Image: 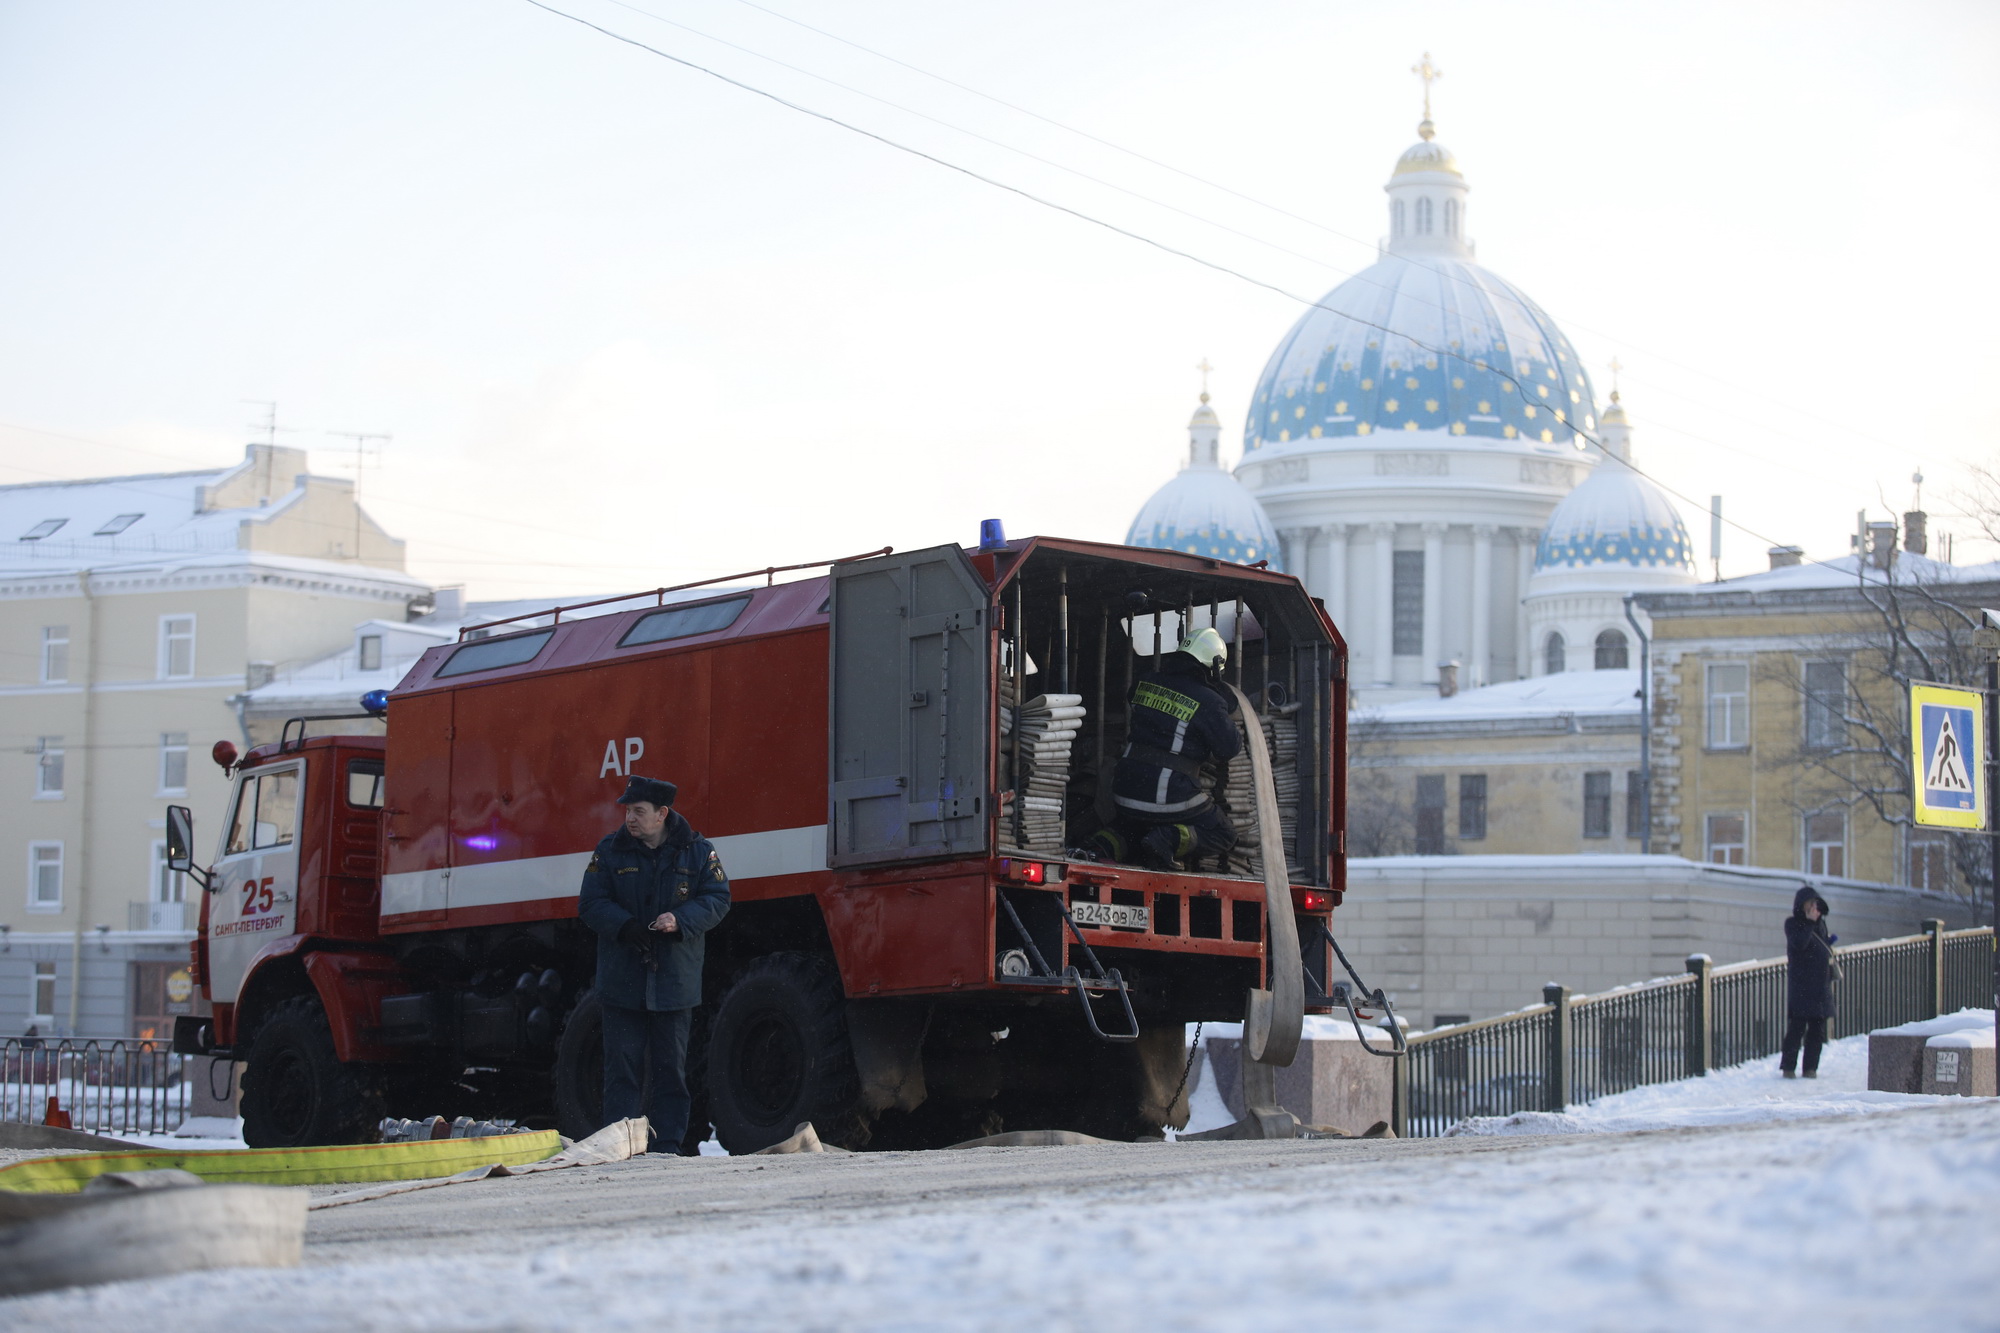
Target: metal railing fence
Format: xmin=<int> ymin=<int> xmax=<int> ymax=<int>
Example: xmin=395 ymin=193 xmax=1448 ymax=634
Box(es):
xmin=0 ymin=1038 xmax=191 ymax=1137
xmin=1393 ymin=922 xmax=1993 ymax=1138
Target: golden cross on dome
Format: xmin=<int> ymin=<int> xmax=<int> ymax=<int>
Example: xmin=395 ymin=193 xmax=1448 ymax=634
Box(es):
xmin=1412 ymin=53 xmax=1441 ymax=137
xmin=1608 ymin=356 xmax=1623 ymax=402
xmin=1196 ymin=356 xmax=1214 ymax=403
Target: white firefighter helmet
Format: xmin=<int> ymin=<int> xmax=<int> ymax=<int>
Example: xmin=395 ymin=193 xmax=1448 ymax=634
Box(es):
xmin=1177 ymin=626 xmax=1228 ymax=671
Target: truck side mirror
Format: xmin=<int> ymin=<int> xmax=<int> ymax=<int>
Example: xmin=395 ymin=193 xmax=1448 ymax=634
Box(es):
xmin=166 ymin=805 xmax=196 ymax=872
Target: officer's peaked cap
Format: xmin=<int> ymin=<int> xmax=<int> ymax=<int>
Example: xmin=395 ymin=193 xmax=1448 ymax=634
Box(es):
xmin=617 ymin=775 xmax=678 ymax=808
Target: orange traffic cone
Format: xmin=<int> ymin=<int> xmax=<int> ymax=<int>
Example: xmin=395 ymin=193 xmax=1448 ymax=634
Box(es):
xmin=43 ymin=1095 xmax=72 ymax=1130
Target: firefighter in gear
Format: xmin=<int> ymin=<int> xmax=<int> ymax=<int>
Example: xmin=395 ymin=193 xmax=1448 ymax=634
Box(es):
xmin=578 ymin=775 xmax=730 ymax=1152
xmin=1087 ymin=627 xmax=1242 ymax=871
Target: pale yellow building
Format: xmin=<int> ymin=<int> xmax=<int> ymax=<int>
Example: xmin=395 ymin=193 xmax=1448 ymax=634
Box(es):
xmin=1635 ymin=538 xmax=2000 ymax=894
xmin=0 ymin=443 xmax=425 ymax=1037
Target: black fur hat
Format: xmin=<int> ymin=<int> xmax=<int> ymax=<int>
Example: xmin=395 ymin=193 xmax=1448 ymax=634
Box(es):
xmin=617 ymin=775 xmax=678 ymax=808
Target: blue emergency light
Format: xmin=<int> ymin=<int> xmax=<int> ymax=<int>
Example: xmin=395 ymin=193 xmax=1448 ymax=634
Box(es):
xmin=978 ymin=518 xmax=1007 ymax=551
xmin=360 ymin=689 xmax=390 ymax=717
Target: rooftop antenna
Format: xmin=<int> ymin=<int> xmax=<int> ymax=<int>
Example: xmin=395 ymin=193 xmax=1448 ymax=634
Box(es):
xmin=325 ymin=431 xmax=389 ymax=563
xmin=1709 ymin=495 xmax=1722 ymax=582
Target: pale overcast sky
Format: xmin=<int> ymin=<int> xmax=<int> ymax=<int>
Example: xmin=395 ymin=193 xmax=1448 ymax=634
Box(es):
xmin=2 ymin=1 xmax=1995 ymax=598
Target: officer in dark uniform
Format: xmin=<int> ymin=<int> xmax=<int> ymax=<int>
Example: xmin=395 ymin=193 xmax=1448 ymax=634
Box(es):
xmin=1087 ymin=628 xmax=1242 ymax=871
xmin=577 ymin=775 xmax=730 ymax=1152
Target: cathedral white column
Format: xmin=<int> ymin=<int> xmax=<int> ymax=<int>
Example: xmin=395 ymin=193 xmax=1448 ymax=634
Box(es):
xmin=1320 ymin=523 xmax=1348 ymax=630
xmin=1371 ymin=521 xmax=1396 ymax=686
xmin=1471 ymin=524 xmax=1495 ymax=687
xmin=1514 ymin=530 xmax=1537 ymax=679
xmin=1420 ymin=522 xmax=1445 ymax=685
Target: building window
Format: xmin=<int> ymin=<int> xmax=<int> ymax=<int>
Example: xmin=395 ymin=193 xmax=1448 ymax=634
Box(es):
xmin=151 ymin=840 xmax=186 ymax=904
xmin=1444 ymin=198 xmax=1460 ymax=238
xmin=359 ymin=634 xmax=383 ymax=671
xmin=34 ymin=737 xmax=63 ymax=798
xmin=40 ymin=626 xmax=68 ymax=684
xmin=1594 ymin=629 xmax=1628 ymax=670
xmin=1392 ymin=200 xmax=1405 ymax=237
xmin=1705 ymin=663 xmax=1749 ymax=748
xmin=1415 ymin=197 xmax=1433 ymax=235
xmin=1391 ymin=551 xmax=1424 ymax=655
xmin=1458 ymin=774 xmax=1487 ymax=840
xmin=1583 ymin=771 xmax=1612 ymax=838
xmin=32 ymin=962 xmax=56 ymax=1023
xmin=1705 ymin=813 xmax=1747 ymax=865
xmin=1415 ymin=775 xmax=1446 ymax=854
xmin=28 ymin=842 xmax=63 ymax=911
xmin=1805 ymin=810 xmax=1846 ymax=877
xmin=1544 ymin=633 xmax=1566 ymax=675
xmin=1625 ymin=770 xmax=1645 ymax=839
xmin=159 ymin=732 xmax=189 ymax=794
xmin=159 ymin=615 xmax=196 ymax=680
xmin=1907 ymin=833 xmax=1951 ymax=891
xmin=1803 ymin=661 xmax=1846 ymax=750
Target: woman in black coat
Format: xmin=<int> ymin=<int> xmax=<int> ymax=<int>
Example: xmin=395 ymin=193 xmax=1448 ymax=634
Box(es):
xmin=1781 ymin=886 xmax=1838 ymax=1078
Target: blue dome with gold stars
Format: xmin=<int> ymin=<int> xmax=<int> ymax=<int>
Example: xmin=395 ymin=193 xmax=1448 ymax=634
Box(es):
xmin=1129 ymin=397 xmax=1282 ymax=568
xmin=1535 ymin=416 xmax=1693 ymax=573
xmin=1245 ymin=254 xmax=1598 ymax=452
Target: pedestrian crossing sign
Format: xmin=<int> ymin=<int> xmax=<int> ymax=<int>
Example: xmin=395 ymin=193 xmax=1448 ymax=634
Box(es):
xmin=1910 ymin=682 xmax=1986 ymax=829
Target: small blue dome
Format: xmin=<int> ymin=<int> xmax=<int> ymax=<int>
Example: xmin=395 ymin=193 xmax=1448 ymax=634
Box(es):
xmin=1129 ymin=399 xmax=1282 ymax=568
xmin=1244 ymin=254 xmax=1596 ymax=451
xmin=1536 ymin=456 xmax=1693 ymax=572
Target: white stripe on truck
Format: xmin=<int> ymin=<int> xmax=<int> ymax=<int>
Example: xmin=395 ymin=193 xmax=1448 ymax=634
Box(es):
xmin=380 ymin=823 xmax=828 ymax=914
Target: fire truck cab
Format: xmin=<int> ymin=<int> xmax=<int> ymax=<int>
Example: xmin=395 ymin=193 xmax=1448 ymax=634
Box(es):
xmin=171 ymin=538 xmax=1348 ymax=1152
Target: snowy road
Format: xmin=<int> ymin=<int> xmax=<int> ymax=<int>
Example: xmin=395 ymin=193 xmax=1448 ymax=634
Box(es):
xmin=7 ymin=1096 xmax=1996 ymax=1331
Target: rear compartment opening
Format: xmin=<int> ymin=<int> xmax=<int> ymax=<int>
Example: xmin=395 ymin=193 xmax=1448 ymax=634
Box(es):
xmin=993 ymin=546 xmax=1337 ymax=887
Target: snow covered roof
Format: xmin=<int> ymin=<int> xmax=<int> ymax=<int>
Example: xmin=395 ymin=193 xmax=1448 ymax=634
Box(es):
xmin=1360 ymin=667 xmax=1640 ymax=726
xmin=1643 ymin=552 xmax=2000 ymax=603
xmin=0 ymin=464 xmax=264 ymax=572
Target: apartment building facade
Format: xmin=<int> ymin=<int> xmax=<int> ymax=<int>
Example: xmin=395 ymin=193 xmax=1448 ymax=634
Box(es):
xmin=0 ymin=443 xmax=425 ymax=1037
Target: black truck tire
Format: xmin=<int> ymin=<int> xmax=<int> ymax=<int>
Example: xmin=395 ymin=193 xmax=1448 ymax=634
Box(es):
xmin=552 ymin=989 xmax=604 ymax=1142
xmin=240 ymin=994 xmax=381 ymax=1148
xmin=706 ymin=952 xmax=868 ymax=1153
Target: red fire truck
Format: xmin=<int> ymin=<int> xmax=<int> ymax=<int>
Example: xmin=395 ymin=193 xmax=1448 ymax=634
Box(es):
xmin=168 ymin=538 xmax=1350 ymax=1151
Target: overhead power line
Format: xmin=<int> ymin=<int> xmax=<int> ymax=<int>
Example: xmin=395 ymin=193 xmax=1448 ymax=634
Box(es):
xmin=652 ymin=0 xmax=1908 ymax=461
xmin=524 ymin=0 xmax=1941 ymax=588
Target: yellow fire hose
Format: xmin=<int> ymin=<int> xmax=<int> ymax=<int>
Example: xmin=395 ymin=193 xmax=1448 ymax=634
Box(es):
xmin=0 ymin=1130 xmax=565 ymax=1194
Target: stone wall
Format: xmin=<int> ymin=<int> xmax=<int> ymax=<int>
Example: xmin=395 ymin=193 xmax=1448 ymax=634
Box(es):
xmin=1336 ymin=854 xmax=1980 ymax=1027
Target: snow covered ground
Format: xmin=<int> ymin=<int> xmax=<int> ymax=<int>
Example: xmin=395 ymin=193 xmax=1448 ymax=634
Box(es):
xmin=1452 ymin=1011 xmax=1993 ymax=1136
xmin=8 ymin=1069 xmax=1995 ymax=1329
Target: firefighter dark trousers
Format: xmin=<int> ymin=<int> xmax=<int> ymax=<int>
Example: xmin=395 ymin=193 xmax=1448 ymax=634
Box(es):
xmin=1091 ymin=804 xmax=1237 ymax=869
xmin=601 ymin=1002 xmax=693 ymax=1151
xmin=1780 ymin=1016 xmax=1826 ymax=1075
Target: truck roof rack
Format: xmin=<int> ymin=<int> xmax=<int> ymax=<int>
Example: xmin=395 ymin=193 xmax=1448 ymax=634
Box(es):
xmin=279 ymin=712 xmax=378 ymax=753
xmin=458 ymin=546 xmax=895 ymax=640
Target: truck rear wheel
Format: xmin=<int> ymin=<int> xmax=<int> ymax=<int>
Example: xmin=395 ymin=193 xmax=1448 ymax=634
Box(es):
xmin=707 ymin=953 xmax=868 ymax=1153
xmin=240 ymin=995 xmax=380 ymax=1148
xmin=552 ymin=990 xmax=604 ymax=1142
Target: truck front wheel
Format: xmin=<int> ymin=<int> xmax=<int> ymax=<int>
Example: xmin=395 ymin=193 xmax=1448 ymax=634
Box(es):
xmin=707 ymin=953 xmax=867 ymax=1153
xmin=240 ymin=994 xmax=381 ymax=1147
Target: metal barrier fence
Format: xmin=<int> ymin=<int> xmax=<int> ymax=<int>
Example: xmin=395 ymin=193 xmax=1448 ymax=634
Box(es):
xmin=0 ymin=1038 xmax=191 ymax=1137
xmin=1394 ymin=921 xmax=1994 ymax=1138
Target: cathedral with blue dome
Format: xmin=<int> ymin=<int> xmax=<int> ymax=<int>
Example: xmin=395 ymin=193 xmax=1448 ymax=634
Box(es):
xmin=1127 ymin=58 xmax=1692 ymax=702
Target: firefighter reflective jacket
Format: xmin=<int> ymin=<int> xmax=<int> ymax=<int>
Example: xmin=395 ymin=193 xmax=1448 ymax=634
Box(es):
xmin=578 ymin=812 xmax=731 ymax=1011
xmin=1111 ymin=654 xmax=1242 ymax=818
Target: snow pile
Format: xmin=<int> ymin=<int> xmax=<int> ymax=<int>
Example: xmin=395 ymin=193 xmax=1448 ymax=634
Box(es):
xmin=1451 ymin=1010 xmax=1993 ymax=1137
